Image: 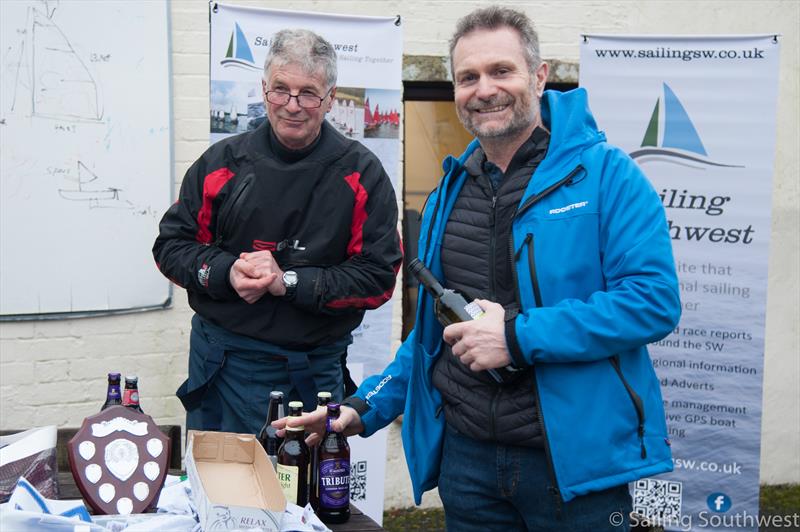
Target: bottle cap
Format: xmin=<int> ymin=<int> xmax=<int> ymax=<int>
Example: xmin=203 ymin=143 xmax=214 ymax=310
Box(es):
xmin=270 ymin=390 xmax=284 ymax=399
xmin=125 ymin=375 xmax=138 ymax=384
xmin=317 ymin=391 xmax=332 ymax=399
xmin=108 ymin=372 xmax=121 ymax=380
xmin=288 ymin=401 xmax=304 ymax=409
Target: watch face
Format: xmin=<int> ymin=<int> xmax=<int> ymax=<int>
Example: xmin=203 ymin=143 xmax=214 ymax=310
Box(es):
xmin=283 ymin=271 xmax=298 ymax=288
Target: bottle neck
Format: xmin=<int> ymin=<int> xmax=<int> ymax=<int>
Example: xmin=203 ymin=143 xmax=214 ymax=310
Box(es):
xmin=326 ymin=413 xmax=340 ymax=433
xmin=410 ymin=261 xmax=445 ymax=297
xmin=286 ymin=427 xmax=305 ymax=441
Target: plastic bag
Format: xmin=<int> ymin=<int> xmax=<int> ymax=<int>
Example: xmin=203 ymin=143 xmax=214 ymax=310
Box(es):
xmin=0 ymin=426 xmax=58 ymax=502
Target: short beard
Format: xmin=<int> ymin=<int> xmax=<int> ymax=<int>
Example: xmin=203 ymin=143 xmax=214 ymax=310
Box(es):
xmin=458 ymin=91 xmax=539 ymax=140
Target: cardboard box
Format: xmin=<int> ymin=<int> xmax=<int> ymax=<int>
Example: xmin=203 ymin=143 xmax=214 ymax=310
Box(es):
xmin=186 ymin=431 xmax=286 ymax=531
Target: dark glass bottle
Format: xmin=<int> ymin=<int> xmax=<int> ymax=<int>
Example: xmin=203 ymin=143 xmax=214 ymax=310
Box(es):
xmin=408 ymin=258 xmax=512 ymax=384
xmin=121 ymin=375 xmax=144 ymax=413
xmin=309 ymin=391 xmax=333 ymax=510
xmin=277 ymin=410 xmax=310 ymax=507
xmin=288 ymin=400 xmax=304 ymax=417
xmin=258 ymin=391 xmax=285 ymax=468
xmin=317 ymin=404 xmax=350 ymax=524
xmin=101 ymin=372 xmax=122 ymax=410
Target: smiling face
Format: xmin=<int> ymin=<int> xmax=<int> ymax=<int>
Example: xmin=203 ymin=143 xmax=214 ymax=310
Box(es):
xmin=452 ymin=27 xmax=547 ymax=141
xmin=263 ymin=62 xmax=335 ymax=150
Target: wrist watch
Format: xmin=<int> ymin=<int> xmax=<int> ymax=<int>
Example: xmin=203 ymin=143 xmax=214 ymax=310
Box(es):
xmin=282 ymin=270 xmax=298 ymax=299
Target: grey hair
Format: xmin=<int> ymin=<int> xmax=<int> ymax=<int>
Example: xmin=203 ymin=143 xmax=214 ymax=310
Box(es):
xmin=449 ymin=6 xmax=541 ymax=76
xmin=263 ymin=29 xmax=337 ymax=89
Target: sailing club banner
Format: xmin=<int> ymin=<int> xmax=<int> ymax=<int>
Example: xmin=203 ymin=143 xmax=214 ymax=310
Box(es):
xmin=209 ymin=2 xmax=402 ymax=525
xmin=580 ymin=36 xmax=780 ymax=531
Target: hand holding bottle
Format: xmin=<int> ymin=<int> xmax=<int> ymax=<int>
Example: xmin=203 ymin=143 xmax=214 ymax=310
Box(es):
xmin=274 ymin=405 xmax=364 ymax=447
xmin=443 ymin=299 xmax=515 ymax=372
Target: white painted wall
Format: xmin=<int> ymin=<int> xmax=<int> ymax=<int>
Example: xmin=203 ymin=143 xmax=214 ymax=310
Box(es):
xmin=1 ymin=0 xmax=797 ymax=510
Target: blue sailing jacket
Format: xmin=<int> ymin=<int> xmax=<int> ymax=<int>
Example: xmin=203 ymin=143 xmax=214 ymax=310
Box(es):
xmin=354 ymin=88 xmax=681 ymax=503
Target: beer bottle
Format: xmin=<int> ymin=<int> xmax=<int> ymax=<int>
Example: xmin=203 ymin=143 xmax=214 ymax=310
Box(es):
xmin=121 ymin=375 xmax=144 ymax=413
xmin=309 ymin=391 xmax=332 ymax=510
xmin=288 ymin=400 xmax=304 ymax=417
xmin=317 ymin=403 xmax=350 ymax=524
xmin=408 ymin=258 xmax=510 ymax=383
xmin=258 ymin=391 xmax=284 ymax=468
xmin=277 ymin=406 xmax=310 ymax=506
xmin=101 ymin=372 xmax=122 ymax=410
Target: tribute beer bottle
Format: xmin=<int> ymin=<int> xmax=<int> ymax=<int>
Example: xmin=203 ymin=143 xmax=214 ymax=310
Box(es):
xmin=258 ymin=391 xmax=285 ymax=468
xmin=309 ymin=391 xmax=332 ymax=510
xmin=317 ymin=403 xmax=350 ymax=524
xmin=121 ymin=375 xmax=144 ymax=413
xmin=101 ymin=372 xmax=122 ymax=410
xmin=408 ymin=258 xmax=511 ymax=383
xmin=277 ymin=405 xmax=310 ymax=506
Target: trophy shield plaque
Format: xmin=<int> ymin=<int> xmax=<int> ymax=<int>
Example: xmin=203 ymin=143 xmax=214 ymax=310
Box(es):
xmin=67 ymin=406 xmax=170 ymax=515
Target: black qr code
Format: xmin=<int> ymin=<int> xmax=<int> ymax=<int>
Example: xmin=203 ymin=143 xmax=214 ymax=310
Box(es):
xmin=632 ymin=478 xmax=682 ymax=522
xmin=350 ymin=460 xmax=368 ymax=501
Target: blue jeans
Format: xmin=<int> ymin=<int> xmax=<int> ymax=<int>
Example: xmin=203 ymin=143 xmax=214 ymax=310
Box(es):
xmin=183 ymin=315 xmax=346 ymax=433
xmin=438 ymin=426 xmax=632 ymax=532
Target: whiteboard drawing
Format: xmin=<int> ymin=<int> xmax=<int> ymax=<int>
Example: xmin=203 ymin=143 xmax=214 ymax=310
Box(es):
xmin=58 ymin=161 xmax=133 ymax=209
xmin=1 ymin=0 xmax=172 ymax=317
xmin=4 ymin=0 xmax=103 ymax=122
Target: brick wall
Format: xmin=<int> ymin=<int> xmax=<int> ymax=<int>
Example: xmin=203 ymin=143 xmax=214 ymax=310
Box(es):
xmin=1 ymin=0 xmax=797 ymax=510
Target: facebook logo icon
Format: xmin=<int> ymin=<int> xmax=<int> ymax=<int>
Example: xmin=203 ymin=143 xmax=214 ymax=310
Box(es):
xmin=707 ymin=492 xmax=732 ymax=512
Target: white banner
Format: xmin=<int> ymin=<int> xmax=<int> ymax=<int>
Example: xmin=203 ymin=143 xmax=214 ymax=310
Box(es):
xmin=209 ymin=3 xmax=402 ymax=525
xmin=580 ymin=35 xmax=780 ymax=532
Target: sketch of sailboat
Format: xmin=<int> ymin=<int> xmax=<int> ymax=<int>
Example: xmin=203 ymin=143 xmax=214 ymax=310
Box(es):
xmin=58 ymin=161 xmax=130 ymax=209
xmin=31 ymin=7 xmax=103 ymax=121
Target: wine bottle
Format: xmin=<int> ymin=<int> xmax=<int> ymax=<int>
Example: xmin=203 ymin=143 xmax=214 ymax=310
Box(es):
xmin=408 ymin=258 xmax=514 ymax=384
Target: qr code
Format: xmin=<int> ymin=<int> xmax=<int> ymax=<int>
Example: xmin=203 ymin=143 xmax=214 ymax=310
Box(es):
xmin=350 ymin=460 xmax=368 ymax=501
xmin=633 ymin=478 xmax=683 ymax=522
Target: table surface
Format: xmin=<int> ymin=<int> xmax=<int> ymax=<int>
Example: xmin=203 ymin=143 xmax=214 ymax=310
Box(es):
xmin=0 ymin=425 xmax=383 ymax=532
xmin=57 ymin=471 xmax=383 ymax=531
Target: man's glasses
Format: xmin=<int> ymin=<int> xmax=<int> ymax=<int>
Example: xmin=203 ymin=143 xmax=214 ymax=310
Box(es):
xmin=265 ymin=88 xmax=332 ymax=109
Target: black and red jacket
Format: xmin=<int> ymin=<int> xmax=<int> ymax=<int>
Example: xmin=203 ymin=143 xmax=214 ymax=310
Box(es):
xmin=153 ymin=120 xmax=402 ymax=349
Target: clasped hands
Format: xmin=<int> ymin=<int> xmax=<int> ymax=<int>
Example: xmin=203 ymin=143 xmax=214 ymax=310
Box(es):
xmin=229 ymin=250 xmax=286 ymax=303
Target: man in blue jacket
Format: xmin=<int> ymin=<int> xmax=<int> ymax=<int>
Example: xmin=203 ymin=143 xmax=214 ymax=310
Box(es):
xmin=282 ymin=6 xmax=680 ymax=530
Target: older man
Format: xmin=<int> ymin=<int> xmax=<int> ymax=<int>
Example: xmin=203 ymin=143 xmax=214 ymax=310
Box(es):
xmin=153 ymin=29 xmax=401 ymax=433
xmin=283 ymin=6 xmax=681 ymax=531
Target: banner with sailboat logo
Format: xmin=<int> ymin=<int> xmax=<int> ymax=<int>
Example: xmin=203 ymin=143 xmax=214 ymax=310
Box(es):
xmin=580 ymin=35 xmax=780 ymax=531
xmin=209 ymin=3 xmax=402 ymax=525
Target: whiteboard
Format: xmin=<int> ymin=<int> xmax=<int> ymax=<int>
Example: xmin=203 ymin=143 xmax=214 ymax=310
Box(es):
xmin=0 ymin=0 xmax=172 ymax=317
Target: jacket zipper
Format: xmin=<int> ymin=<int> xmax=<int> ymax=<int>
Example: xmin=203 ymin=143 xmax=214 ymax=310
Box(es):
xmin=489 ymin=194 xmax=497 ymax=301
xmin=509 ymin=165 xmax=583 ymax=514
xmin=526 ymin=237 xmax=543 ymax=308
xmin=514 ymin=165 xmax=584 ymax=220
xmin=214 ymin=174 xmax=252 ymax=245
xmin=609 ymin=355 xmax=648 ymax=458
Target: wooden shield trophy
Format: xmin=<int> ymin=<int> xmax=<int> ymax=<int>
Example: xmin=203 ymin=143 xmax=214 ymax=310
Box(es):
xmin=67 ymin=406 xmax=170 ymax=515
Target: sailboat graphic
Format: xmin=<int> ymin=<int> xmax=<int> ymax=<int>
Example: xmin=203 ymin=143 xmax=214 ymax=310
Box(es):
xmin=58 ymin=161 xmax=131 ymax=209
xmin=220 ymin=23 xmax=257 ymax=70
xmin=630 ymin=83 xmax=741 ymax=168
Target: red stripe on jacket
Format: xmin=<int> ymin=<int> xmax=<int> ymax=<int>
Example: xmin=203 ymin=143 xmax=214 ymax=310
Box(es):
xmin=343 ymin=172 xmax=368 ymax=256
xmin=195 ymin=168 xmax=235 ymax=244
xmin=326 ymin=232 xmax=403 ymax=310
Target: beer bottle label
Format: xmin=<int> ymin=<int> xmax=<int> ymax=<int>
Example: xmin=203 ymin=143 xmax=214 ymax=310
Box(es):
xmin=276 ymin=464 xmax=299 ymax=504
xmin=319 ymin=458 xmax=349 ymax=508
xmin=123 ymin=389 xmax=139 ymax=405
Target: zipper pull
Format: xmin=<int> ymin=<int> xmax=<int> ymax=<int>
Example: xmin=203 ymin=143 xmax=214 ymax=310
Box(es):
xmin=515 ymin=233 xmax=533 ymax=261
